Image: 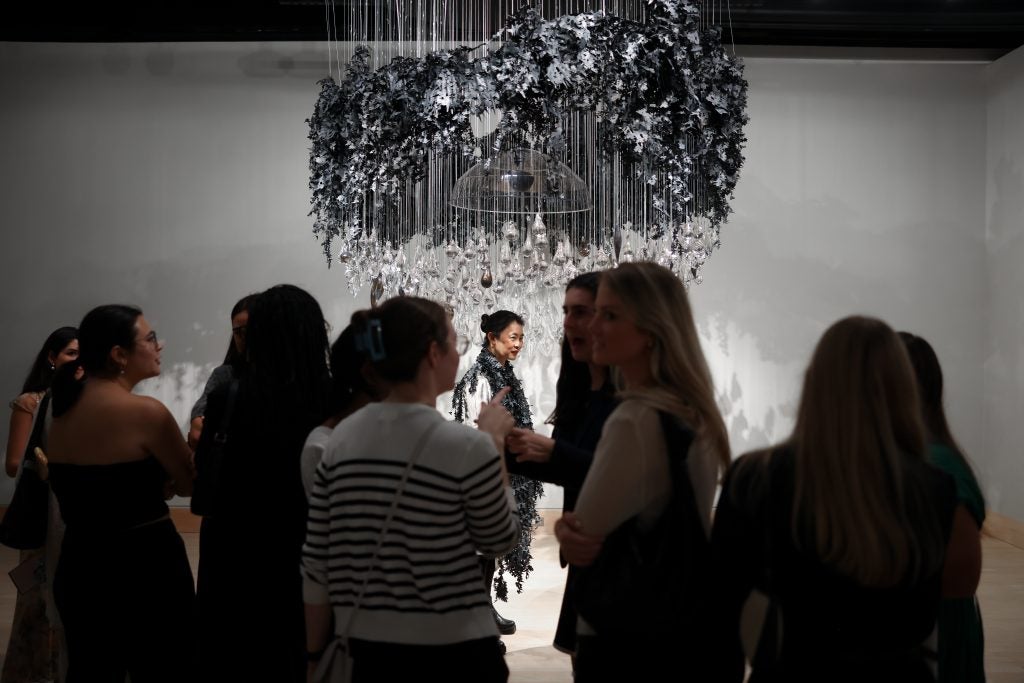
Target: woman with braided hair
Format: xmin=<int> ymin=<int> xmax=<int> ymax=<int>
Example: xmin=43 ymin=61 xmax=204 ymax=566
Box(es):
xmin=452 ymin=310 xmax=543 ymax=640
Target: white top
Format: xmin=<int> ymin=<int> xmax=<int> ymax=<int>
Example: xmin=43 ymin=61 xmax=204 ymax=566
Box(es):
xmin=459 ymin=376 xmax=493 ymax=426
xmin=574 ymin=399 xmax=718 ymax=538
xmin=300 ymin=425 xmax=334 ymax=499
xmin=301 ymin=402 xmax=520 ymax=646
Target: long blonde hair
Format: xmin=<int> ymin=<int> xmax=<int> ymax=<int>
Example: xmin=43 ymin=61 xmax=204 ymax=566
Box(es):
xmin=599 ymin=262 xmax=730 ymax=471
xmin=791 ymin=316 xmax=944 ymax=586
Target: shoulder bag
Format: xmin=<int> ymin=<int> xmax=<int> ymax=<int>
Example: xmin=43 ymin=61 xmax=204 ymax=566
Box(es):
xmin=0 ymin=393 xmax=52 ymax=550
xmin=190 ymin=380 xmax=240 ymax=517
xmin=573 ymin=411 xmax=712 ymax=644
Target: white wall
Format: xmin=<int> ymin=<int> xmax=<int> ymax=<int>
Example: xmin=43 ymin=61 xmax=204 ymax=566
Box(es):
xmin=983 ymin=45 xmax=1024 ymax=520
xmin=0 ymin=42 xmax=1009 ymax=517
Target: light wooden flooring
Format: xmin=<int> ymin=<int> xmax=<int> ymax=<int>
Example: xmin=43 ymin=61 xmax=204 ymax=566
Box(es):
xmin=0 ymin=526 xmax=1021 ymax=681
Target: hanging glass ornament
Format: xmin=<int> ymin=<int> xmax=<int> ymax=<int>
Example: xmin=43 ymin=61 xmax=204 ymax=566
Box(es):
xmin=370 ymin=276 xmax=385 ymax=307
xmin=521 ymin=232 xmax=534 ymax=257
xmin=595 ymin=246 xmax=610 ymax=268
xmin=552 ymin=241 xmax=566 ymax=266
xmin=503 ymin=220 xmax=519 ymax=243
xmin=499 ymin=242 xmax=512 ymax=265
xmin=531 ymin=212 xmax=547 ymax=235
xmin=445 ymin=241 xmax=459 ymax=259
xmin=481 ymin=268 xmax=494 ymax=288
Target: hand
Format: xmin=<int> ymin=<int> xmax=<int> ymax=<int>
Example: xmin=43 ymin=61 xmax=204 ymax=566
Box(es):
xmin=506 ymin=428 xmax=555 ymax=464
xmin=555 ymin=511 xmax=605 ymax=567
xmin=477 ymin=387 xmax=514 ymax=450
xmin=187 ymin=416 xmax=204 ymax=451
xmin=33 ymin=447 xmax=49 ymax=481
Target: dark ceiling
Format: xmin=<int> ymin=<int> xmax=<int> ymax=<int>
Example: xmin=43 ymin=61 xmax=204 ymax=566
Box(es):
xmin=3 ymin=1 xmax=1023 ymax=56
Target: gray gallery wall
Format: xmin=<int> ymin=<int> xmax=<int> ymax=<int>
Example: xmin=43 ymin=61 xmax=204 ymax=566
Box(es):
xmin=0 ymin=41 xmax=1018 ymax=518
xmin=984 ymin=45 xmax=1024 ymax=521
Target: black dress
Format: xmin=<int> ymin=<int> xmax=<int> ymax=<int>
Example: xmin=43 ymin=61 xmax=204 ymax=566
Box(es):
xmin=195 ymin=381 xmax=314 ymax=683
xmin=49 ymin=458 xmax=196 ymax=683
xmin=507 ymin=385 xmax=616 ymax=653
xmin=711 ymin=449 xmax=959 ymax=683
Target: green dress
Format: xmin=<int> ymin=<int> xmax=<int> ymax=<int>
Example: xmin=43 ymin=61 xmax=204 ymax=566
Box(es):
xmin=928 ymin=443 xmax=986 ymax=683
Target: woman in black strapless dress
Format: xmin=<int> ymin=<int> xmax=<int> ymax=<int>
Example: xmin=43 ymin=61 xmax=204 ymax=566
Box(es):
xmin=47 ymin=304 xmax=195 ymax=683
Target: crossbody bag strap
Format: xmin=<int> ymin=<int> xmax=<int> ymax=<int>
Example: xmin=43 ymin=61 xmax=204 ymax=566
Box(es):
xmin=339 ymin=418 xmax=445 ymax=639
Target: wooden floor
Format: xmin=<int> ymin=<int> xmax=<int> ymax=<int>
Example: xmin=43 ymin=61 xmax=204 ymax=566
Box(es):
xmin=0 ymin=524 xmax=1021 ymax=682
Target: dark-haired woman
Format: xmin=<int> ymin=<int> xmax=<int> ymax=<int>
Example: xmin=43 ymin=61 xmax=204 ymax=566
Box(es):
xmin=711 ymin=317 xmax=981 ymax=682
xmin=302 ymin=296 xmax=519 ymax=683
xmin=195 ymin=284 xmax=331 ymax=683
xmin=187 ymin=294 xmax=252 ymax=449
xmin=300 ymin=324 xmax=383 ymax=499
xmin=47 ymin=305 xmax=195 ymax=683
xmin=5 ymin=326 xmax=78 ymax=478
xmin=453 ymin=310 xmax=541 ymax=635
xmin=505 ymin=273 xmax=616 ymax=659
xmin=2 ymin=326 xmax=77 ymax=683
xmin=900 ymin=331 xmax=987 ymax=683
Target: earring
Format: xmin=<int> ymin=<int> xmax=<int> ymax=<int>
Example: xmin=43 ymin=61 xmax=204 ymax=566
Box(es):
xmin=119 ymin=364 xmax=127 ymax=375
xmin=49 ymin=362 xmax=55 ymax=370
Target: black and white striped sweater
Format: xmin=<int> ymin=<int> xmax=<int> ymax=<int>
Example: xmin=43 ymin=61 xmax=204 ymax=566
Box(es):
xmin=301 ymin=402 xmax=520 ymax=645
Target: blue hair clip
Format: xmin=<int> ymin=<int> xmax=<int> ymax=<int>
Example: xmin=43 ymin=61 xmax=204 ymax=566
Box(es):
xmin=354 ymin=319 xmax=386 ymax=362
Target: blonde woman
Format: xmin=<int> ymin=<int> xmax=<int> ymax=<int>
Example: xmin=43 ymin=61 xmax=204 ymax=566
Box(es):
xmin=555 ymin=262 xmax=730 ymax=681
xmin=711 ymin=316 xmax=981 ymax=682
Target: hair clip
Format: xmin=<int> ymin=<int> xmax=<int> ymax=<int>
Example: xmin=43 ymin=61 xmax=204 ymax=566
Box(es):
xmin=354 ymin=319 xmax=386 ymax=362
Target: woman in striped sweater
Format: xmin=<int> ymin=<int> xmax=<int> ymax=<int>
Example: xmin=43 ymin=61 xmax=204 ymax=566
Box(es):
xmin=302 ymin=296 xmax=521 ymax=683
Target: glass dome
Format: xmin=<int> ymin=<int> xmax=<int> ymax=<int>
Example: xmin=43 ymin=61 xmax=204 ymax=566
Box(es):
xmin=450 ymin=148 xmax=592 ymax=214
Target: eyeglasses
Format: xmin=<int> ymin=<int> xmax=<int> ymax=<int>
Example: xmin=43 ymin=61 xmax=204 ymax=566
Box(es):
xmin=455 ymin=335 xmax=471 ymax=355
xmin=138 ymin=331 xmax=160 ymax=348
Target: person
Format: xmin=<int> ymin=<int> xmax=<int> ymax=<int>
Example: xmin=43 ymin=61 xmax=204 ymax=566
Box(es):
xmin=46 ymin=305 xmax=195 ymax=683
xmin=504 ymin=272 xmax=616 ymax=658
xmin=711 ymin=316 xmax=982 ymax=682
xmin=452 ymin=310 xmax=542 ymax=635
xmin=302 ymin=296 xmax=520 ymax=683
xmin=5 ymin=326 xmax=79 ymax=477
xmin=300 ymin=323 xmax=383 ymax=499
xmin=2 ymin=325 xmax=78 ymax=683
xmin=187 ymin=294 xmax=252 ymax=449
xmin=900 ymin=331 xmax=987 ymax=683
xmin=195 ymin=285 xmax=332 ymax=683
xmin=555 ymin=262 xmax=730 ymax=682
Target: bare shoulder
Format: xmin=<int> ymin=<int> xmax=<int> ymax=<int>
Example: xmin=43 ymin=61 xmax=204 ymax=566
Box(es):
xmin=130 ymin=394 xmax=176 ymax=424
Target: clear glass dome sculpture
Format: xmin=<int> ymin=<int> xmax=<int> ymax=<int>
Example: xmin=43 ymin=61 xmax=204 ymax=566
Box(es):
xmin=450 ymin=148 xmax=592 ymax=214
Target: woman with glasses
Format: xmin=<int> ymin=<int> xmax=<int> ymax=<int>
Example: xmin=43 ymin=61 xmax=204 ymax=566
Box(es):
xmin=187 ymin=294 xmax=253 ymax=449
xmin=453 ymin=310 xmax=542 ymax=641
xmin=47 ymin=305 xmax=196 ymax=682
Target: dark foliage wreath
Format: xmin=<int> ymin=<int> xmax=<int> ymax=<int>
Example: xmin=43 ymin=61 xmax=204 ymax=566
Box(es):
xmin=308 ymin=0 xmax=748 ymax=264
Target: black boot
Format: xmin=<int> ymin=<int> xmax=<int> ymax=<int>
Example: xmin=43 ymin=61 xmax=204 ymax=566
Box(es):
xmin=492 ymin=605 xmax=517 ymax=635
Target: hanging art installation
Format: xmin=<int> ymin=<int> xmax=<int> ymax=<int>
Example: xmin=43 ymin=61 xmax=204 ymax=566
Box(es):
xmin=307 ymin=0 xmax=748 ymax=600
xmin=308 ymin=0 xmax=749 ymax=353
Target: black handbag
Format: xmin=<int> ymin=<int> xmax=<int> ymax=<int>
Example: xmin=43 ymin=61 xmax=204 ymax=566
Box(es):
xmin=0 ymin=393 xmax=52 ymax=550
xmin=573 ymin=411 xmax=713 ymax=642
xmin=190 ymin=380 xmax=239 ymax=517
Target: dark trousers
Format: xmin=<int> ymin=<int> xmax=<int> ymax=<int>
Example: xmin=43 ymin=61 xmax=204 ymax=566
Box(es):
xmin=350 ymin=637 xmax=508 ymax=683
xmin=480 ymin=555 xmax=496 ymax=595
xmin=53 ymin=520 xmax=196 ymax=683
